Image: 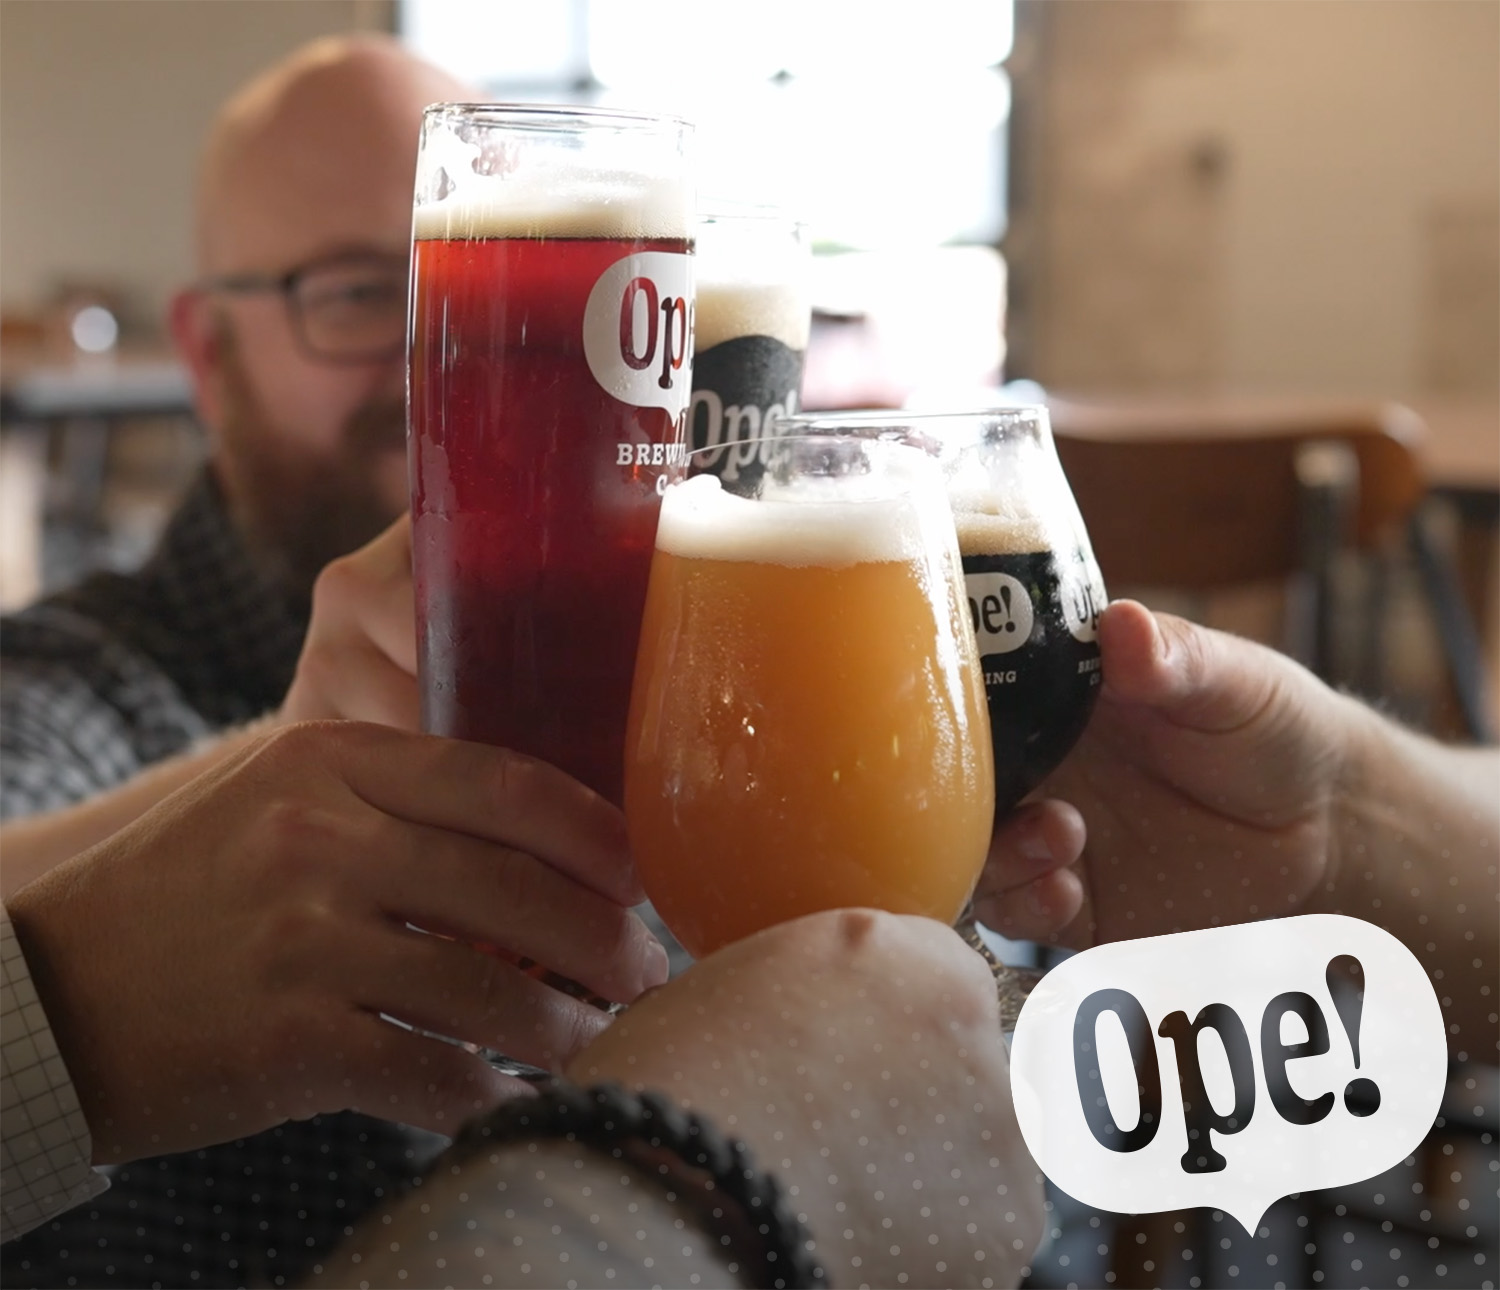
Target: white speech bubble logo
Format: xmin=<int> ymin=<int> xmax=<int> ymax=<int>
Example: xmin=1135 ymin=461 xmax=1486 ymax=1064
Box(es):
xmin=1010 ymin=915 xmax=1446 ymax=1234
xmin=965 ymin=570 xmax=1034 ymax=656
xmin=1059 ymin=554 xmax=1106 ymax=644
xmin=583 ymin=252 xmax=694 ymax=418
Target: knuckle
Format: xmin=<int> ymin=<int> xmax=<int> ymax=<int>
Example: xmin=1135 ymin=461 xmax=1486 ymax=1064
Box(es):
xmin=575 ymin=900 xmax=632 ymax=967
xmin=472 ymin=952 xmax=511 ymax=1027
xmin=310 ymin=550 xmax=360 ymax=608
xmin=488 ymin=846 xmax=546 ymax=920
xmin=830 ymin=906 xmax=891 ymax=955
xmin=259 ymin=794 xmax=344 ymax=861
xmin=249 ymin=904 xmax=335 ymax=994
xmin=546 ymin=997 xmax=610 ymax=1066
xmin=263 ymin=895 xmax=333 ymax=946
xmin=487 ymin=747 xmax=543 ymax=814
xmin=255 ymin=719 xmax=339 ymax=769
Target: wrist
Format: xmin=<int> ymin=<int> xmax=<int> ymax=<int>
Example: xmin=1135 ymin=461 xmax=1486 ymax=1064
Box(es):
xmin=454 ymin=1081 xmax=825 ymax=1289
xmin=5 ymin=883 xmax=112 ymax=1159
xmin=311 ymin=1135 xmax=746 ymax=1290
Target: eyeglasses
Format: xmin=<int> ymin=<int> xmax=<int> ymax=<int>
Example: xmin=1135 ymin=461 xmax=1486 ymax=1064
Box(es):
xmin=200 ymin=251 xmax=409 ymax=363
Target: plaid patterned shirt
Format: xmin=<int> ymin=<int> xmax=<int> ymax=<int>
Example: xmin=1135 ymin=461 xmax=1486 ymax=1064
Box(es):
xmin=1 ymin=909 xmax=108 ymax=1245
xmin=0 ymin=471 xmax=436 ymax=1287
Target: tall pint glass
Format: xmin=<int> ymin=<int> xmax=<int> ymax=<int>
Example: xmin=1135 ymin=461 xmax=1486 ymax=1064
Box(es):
xmin=625 ymin=435 xmax=994 ymax=958
xmin=409 ymin=106 xmax=694 ymax=805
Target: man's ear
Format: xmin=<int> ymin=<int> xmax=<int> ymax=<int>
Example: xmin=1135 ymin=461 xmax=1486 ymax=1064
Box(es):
xmin=168 ymin=288 xmax=227 ymax=442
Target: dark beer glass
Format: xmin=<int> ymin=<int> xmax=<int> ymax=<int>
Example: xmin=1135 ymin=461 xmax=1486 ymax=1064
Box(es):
xmin=687 ymin=205 xmax=810 ymax=489
xmin=408 ymin=105 xmax=694 ymax=806
xmin=945 ymin=407 xmax=1106 ymax=815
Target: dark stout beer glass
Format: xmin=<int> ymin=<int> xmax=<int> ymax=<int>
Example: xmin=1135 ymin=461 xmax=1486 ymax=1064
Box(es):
xmin=687 ymin=205 xmax=810 ymax=488
xmin=944 ymin=407 xmax=1107 ymax=815
xmin=408 ymin=105 xmax=694 ymax=806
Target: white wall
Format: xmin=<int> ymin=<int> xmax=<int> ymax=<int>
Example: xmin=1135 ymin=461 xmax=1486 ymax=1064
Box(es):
xmin=1019 ymin=0 xmax=1499 ymax=400
xmin=1165 ymin=0 xmax=1498 ymax=395
xmin=0 ymin=0 xmax=392 ymax=334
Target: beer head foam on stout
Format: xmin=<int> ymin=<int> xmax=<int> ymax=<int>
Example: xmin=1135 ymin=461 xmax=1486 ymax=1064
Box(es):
xmin=694 ymin=281 xmax=811 ymax=353
xmin=656 ymin=462 xmax=944 ymax=570
xmin=946 ymin=432 xmax=1081 ymax=557
xmin=693 ymin=206 xmax=811 ymax=351
xmin=949 ymin=477 xmax=1076 ymax=559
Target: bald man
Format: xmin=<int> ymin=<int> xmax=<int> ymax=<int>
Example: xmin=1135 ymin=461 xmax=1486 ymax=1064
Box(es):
xmin=0 ymin=34 xmax=668 ymax=1286
xmin=0 ymin=34 xmax=444 ymax=852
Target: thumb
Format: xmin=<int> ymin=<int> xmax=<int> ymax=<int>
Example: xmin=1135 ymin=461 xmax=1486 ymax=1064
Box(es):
xmin=1098 ymin=599 xmax=1292 ymax=734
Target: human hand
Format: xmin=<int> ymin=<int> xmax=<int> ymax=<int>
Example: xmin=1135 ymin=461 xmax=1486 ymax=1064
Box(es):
xmin=568 ymin=908 xmax=1045 ymax=1290
xmin=279 ymin=514 xmax=418 ymax=728
xmin=5 ymin=721 xmax=667 ymax=1164
xmin=975 ymin=599 xmax=1361 ymax=947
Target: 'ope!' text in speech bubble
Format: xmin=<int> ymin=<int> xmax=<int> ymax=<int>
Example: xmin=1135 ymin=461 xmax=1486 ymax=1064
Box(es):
xmin=1009 ymin=915 xmax=1447 ymax=1233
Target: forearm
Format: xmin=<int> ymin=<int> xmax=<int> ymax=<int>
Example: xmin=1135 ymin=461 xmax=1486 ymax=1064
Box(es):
xmin=1326 ymin=703 xmax=1499 ymax=1055
xmin=307 ymin=1139 xmax=743 ymax=1289
xmin=0 ymin=718 xmax=273 ymax=897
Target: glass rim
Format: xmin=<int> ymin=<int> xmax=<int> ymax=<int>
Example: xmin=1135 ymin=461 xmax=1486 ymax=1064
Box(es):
xmin=698 ymin=199 xmax=807 ymax=226
xmin=679 ymin=431 xmax=948 ymax=478
xmin=775 ymin=405 xmax=1051 ymax=426
xmin=684 ymin=429 xmax=931 ymax=452
xmin=421 ymin=101 xmax=694 ymax=132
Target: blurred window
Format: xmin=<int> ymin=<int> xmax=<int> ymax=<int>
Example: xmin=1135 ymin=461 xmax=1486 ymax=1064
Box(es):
xmin=398 ymin=0 xmax=1011 ymax=252
xmin=399 ymin=0 xmax=1014 ymax=399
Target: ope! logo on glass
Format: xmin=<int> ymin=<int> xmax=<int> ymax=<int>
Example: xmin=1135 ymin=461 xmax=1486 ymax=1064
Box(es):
xmin=584 ymin=252 xmax=694 ymax=419
xmin=1010 ymin=914 xmax=1447 ymax=1232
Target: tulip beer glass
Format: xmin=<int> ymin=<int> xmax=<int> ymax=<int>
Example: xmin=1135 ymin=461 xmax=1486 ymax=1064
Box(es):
xmin=408 ymin=105 xmax=694 ymax=804
xmin=624 ymin=434 xmax=994 ymax=958
xmin=942 ymin=407 xmax=1107 ymax=814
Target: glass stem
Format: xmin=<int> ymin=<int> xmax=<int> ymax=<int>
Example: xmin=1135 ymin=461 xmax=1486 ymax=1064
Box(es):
xmin=953 ymin=903 xmax=1044 ymax=1031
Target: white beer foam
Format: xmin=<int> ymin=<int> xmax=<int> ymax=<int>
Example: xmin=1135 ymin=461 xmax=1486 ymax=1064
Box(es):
xmin=413 ymin=181 xmax=690 ymax=242
xmin=656 ymin=469 xmax=939 ymax=568
xmin=951 ymin=500 xmax=1054 ymax=558
xmin=695 ymin=279 xmax=811 ymax=352
xmin=413 ymin=113 xmax=691 ymax=241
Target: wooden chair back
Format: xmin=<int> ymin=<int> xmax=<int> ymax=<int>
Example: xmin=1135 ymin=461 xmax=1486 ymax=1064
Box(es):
xmin=1047 ymin=396 xmax=1427 ymax=591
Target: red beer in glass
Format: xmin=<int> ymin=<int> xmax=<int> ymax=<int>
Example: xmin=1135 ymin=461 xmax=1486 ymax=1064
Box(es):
xmin=408 ymin=105 xmax=694 ymax=804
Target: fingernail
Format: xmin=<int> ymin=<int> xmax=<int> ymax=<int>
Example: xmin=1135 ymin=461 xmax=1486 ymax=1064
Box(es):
xmin=1147 ymin=608 xmax=1169 ymax=663
xmin=1019 ymin=832 xmax=1053 ymax=864
xmin=642 ymin=936 xmax=670 ymax=989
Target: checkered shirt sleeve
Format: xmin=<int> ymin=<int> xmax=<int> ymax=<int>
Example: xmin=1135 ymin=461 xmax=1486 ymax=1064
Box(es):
xmin=0 ymin=906 xmax=107 ymax=1242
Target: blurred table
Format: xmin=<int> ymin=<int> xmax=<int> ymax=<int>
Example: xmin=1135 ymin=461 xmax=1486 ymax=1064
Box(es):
xmin=1400 ymin=396 xmax=1500 ymax=497
xmin=0 ymin=348 xmax=196 ymax=592
xmin=0 ymin=348 xmax=192 ymax=423
xmin=1044 ymin=391 xmax=1498 ymax=494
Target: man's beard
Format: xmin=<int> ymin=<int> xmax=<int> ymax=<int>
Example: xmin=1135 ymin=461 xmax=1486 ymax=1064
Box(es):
xmin=213 ymin=345 xmax=407 ymax=615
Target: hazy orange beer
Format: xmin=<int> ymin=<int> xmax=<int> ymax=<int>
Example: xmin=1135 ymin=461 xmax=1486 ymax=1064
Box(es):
xmin=624 ymin=436 xmax=994 ymax=958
